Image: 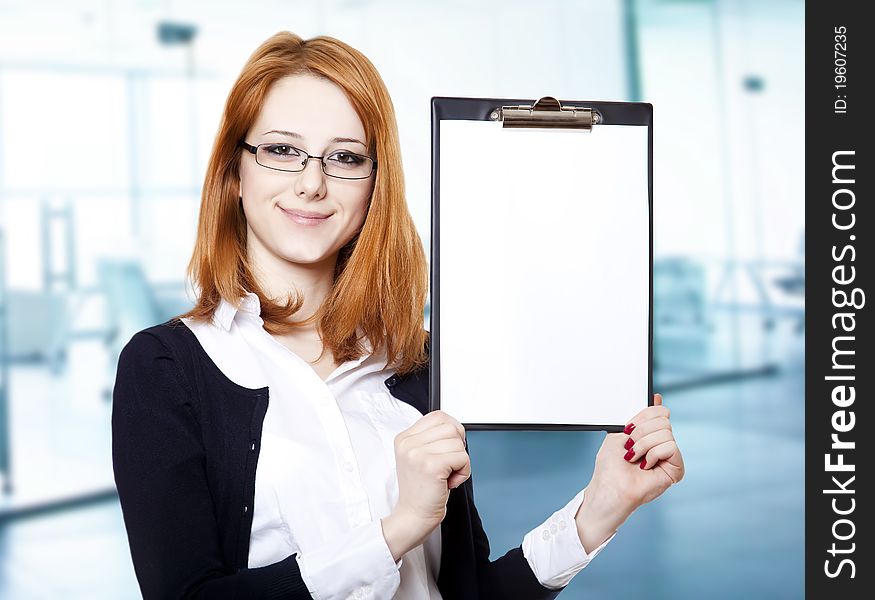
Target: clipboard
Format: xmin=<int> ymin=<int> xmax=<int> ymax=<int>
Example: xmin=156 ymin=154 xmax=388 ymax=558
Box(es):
xmin=430 ymin=96 xmax=653 ymax=432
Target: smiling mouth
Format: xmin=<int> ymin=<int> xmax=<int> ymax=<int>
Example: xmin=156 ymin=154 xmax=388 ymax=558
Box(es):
xmin=279 ymin=207 xmax=333 ymax=225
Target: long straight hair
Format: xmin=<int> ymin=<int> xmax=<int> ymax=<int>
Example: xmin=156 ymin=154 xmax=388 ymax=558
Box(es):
xmin=177 ymin=32 xmax=428 ymax=375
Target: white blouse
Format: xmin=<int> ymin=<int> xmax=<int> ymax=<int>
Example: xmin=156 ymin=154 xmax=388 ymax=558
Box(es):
xmin=181 ymin=292 xmax=612 ymax=600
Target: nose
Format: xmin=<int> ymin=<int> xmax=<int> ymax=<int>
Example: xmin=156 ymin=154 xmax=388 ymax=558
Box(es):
xmin=293 ymin=156 xmax=327 ymax=200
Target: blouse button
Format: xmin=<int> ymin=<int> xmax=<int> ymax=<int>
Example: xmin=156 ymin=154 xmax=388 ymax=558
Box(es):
xmin=542 ymin=529 xmax=550 ymax=541
xmin=243 ymin=505 xmax=248 ymax=514
xmin=250 ymin=440 xmax=257 ymax=452
xmin=385 ymin=376 xmax=397 ymax=388
xmin=343 ymin=461 xmax=354 ymax=473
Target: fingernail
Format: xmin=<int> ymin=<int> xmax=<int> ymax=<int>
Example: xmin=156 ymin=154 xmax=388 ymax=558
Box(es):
xmin=624 ymin=423 xmax=635 ymax=435
xmin=624 ymin=449 xmax=635 ymax=461
xmin=640 ymin=459 xmax=647 ymax=470
xmin=624 ymin=437 xmax=634 ymax=450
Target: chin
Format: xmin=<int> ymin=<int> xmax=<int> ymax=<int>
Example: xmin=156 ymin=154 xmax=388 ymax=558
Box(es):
xmin=280 ymin=246 xmax=336 ymax=266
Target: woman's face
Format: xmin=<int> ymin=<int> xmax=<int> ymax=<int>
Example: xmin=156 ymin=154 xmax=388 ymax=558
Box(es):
xmin=239 ymin=73 xmax=373 ymax=271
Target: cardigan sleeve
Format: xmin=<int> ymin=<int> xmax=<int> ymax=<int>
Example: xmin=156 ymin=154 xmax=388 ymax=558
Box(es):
xmin=449 ymin=469 xmax=612 ymax=598
xmin=461 ymin=473 xmax=568 ymax=600
xmin=435 ymin=456 xmax=574 ymax=599
xmin=111 ymin=331 xmax=313 ymax=599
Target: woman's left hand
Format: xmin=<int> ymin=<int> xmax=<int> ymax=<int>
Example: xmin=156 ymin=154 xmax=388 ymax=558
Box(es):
xmin=575 ymin=393 xmax=685 ymax=552
xmin=606 ymin=393 xmax=685 ymax=507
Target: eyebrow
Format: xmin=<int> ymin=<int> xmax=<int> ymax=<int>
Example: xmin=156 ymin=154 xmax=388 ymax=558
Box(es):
xmin=262 ymin=129 xmax=366 ymax=146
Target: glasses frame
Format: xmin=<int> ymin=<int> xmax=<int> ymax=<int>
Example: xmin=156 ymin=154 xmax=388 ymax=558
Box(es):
xmin=239 ymin=141 xmax=377 ymax=180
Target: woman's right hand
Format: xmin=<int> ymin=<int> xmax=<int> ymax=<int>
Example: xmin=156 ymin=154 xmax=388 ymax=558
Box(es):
xmin=380 ymin=410 xmax=470 ymax=560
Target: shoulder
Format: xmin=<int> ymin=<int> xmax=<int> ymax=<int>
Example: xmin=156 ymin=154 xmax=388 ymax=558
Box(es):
xmin=118 ymin=319 xmax=191 ymax=363
xmin=116 ymin=319 xmax=198 ymax=393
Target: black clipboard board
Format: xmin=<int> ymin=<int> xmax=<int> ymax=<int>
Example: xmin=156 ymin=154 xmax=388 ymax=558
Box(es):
xmin=430 ymin=96 xmax=653 ymax=432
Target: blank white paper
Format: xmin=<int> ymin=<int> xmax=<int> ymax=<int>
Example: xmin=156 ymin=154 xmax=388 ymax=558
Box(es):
xmin=437 ymin=119 xmax=649 ymax=426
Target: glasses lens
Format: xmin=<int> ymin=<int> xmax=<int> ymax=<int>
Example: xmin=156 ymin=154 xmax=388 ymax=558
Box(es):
xmin=324 ymin=151 xmax=374 ymax=179
xmin=257 ymin=144 xmax=306 ymax=171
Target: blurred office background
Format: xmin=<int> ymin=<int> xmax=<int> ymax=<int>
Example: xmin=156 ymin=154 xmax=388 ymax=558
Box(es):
xmin=0 ymin=0 xmax=803 ymax=598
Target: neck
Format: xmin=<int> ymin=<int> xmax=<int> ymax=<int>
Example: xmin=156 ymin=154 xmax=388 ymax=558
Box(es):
xmin=247 ymin=236 xmax=337 ymax=331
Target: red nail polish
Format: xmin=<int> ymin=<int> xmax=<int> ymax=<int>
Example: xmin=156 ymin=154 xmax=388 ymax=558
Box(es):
xmin=640 ymin=459 xmax=647 ymax=470
xmin=624 ymin=437 xmax=634 ymax=450
xmin=624 ymin=423 xmax=635 ymax=435
xmin=624 ymin=449 xmax=635 ymax=461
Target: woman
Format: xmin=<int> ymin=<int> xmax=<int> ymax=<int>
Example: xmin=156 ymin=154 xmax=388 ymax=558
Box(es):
xmin=111 ymin=31 xmax=684 ymax=599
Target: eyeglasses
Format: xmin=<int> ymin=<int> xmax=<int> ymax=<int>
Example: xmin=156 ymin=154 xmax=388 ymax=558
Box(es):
xmin=240 ymin=141 xmax=377 ymax=180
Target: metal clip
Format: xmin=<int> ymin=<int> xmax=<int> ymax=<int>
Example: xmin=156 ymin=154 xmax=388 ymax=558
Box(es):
xmin=491 ymin=96 xmax=599 ymax=131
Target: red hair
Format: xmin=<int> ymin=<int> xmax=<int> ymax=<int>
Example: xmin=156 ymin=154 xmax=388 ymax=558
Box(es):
xmin=177 ymin=32 xmax=428 ymax=375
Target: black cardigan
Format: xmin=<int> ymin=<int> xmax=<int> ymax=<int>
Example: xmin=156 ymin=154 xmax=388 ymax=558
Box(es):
xmin=111 ymin=319 xmax=565 ymax=599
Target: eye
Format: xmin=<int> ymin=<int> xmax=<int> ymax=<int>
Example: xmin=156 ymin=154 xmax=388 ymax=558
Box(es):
xmin=328 ymin=151 xmax=366 ymax=167
xmin=263 ymin=144 xmax=302 ymax=160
